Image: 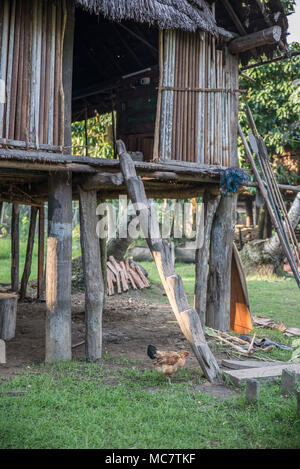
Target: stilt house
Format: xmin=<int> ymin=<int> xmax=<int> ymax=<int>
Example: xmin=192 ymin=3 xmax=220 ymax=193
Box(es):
xmin=0 ymin=0 xmax=288 ymax=381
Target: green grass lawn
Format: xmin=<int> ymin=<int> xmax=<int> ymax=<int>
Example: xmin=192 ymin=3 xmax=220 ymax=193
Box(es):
xmin=0 ymin=240 xmax=300 ymax=448
xmin=0 ymin=236 xmax=81 ymax=284
xmin=140 ymin=261 xmax=300 ymax=328
xmin=0 ymin=361 xmax=299 ymax=449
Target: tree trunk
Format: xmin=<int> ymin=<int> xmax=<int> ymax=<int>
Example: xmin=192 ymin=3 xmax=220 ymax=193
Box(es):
xmin=241 ymin=192 xmax=300 ymax=275
xmin=206 ymin=194 xmax=237 ymax=331
xmin=264 ymin=192 xmax=300 ymax=258
xmin=106 ymin=210 xmax=135 ymax=261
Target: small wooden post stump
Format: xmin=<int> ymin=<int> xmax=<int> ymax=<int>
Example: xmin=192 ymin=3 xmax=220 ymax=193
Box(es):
xmin=281 ymin=368 xmax=297 ymax=396
xmin=0 ymin=339 xmax=6 ymax=363
xmin=0 ymin=293 xmax=18 ymax=340
xmin=245 ymin=378 xmax=260 ymax=404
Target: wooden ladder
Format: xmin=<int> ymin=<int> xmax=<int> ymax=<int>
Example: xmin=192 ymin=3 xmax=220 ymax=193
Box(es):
xmin=116 ymin=140 xmax=221 ymax=383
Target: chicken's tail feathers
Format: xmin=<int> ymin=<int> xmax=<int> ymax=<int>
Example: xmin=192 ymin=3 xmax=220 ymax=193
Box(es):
xmin=147 ymin=344 xmax=157 ymax=359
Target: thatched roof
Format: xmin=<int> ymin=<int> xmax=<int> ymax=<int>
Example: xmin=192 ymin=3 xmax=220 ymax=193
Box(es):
xmin=75 ymin=0 xmax=218 ymax=34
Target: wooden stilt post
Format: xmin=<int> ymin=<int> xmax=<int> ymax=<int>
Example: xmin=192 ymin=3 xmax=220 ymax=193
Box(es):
xmin=97 ymin=197 xmax=107 ymax=309
xmin=46 ymin=174 xmax=72 ymax=362
xmin=194 ymin=191 xmax=220 ymax=328
xmin=45 ymin=0 xmax=74 ymax=363
xmin=206 ymin=194 xmax=237 ymax=331
xmin=11 ymin=203 xmax=20 ymax=292
xmin=79 ymin=187 xmax=104 ymax=362
xmin=245 ymin=198 xmax=253 ymax=227
xmin=117 ymin=140 xmax=221 ymax=383
xmin=20 ymin=206 xmax=38 ymax=300
xmin=37 ymin=204 xmax=45 ymax=300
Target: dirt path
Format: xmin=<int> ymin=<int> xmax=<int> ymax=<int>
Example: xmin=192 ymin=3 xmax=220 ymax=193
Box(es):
xmin=0 ymin=290 xmax=235 ymax=398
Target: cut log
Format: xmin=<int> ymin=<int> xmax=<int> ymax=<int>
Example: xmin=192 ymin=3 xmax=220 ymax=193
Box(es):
xmin=229 ymin=26 xmax=282 ymax=54
xmin=0 ymin=293 xmax=18 ymax=341
xmin=107 ymin=260 xmax=121 ymax=294
xmin=109 ymin=255 xmax=129 ymax=292
xmin=117 ymin=139 xmax=222 ymax=383
xmin=130 ymin=261 xmax=150 ymax=287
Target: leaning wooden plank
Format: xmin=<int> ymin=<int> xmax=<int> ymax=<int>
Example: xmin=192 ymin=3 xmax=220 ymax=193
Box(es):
xmin=79 ymin=187 xmax=104 ymax=362
xmin=224 ymin=363 xmax=300 ymax=386
xmin=117 ymin=139 xmax=221 ymax=383
xmin=221 ymin=359 xmax=286 ymax=370
xmin=230 ymin=243 xmax=253 ymax=334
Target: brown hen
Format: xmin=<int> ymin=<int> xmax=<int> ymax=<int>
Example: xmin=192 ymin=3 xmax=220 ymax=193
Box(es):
xmin=147 ymin=344 xmax=190 ymax=384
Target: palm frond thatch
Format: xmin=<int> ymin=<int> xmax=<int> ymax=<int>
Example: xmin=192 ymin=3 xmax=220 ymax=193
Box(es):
xmin=75 ymin=0 xmax=218 ymax=34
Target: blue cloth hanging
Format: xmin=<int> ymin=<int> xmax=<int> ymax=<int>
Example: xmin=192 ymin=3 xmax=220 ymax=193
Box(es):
xmin=219 ymin=167 xmax=249 ymax=195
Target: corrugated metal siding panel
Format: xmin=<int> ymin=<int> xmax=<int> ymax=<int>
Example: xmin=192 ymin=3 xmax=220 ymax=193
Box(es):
xmin=0 ymin=0 xmax=66 ymax=149
xmin=156 ymin=29 xmax=239 ymax=167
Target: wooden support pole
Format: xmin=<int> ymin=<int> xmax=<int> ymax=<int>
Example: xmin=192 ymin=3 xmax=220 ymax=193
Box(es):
xmin=37 ymin=204 xmax=45 ymax=299
xmin=20 ymin=206 xmax=38 ymax=300
xmin=245 ymin=198 xmax=253 ymax=227
xmin=194 ymin=191 xmax=221 ymax=328
xmin=44 ymin=0 xmax=75 ymax=363
xmin=46 ymin=173 xmax=72 ymax=362
xmin=117 ymin=140 xmax=221 ymax=383
xmin=229 ymin=26 xmax=282 ymax=54
xmin=79 ymin=187 xmax=104 ymax=362
xmin=11 ymin=203 xmax=20 ymax=292
xmin=206 ymin=194 xmax=237 ymax=331
xmin=97 ymin=197 xmax=107 ymax=308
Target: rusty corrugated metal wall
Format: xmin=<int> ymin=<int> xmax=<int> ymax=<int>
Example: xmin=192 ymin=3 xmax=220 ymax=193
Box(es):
xmin=0 ymin=0 xmax=66 ymax=149
xmin=155 ymin=29 xmax=239 ymax=167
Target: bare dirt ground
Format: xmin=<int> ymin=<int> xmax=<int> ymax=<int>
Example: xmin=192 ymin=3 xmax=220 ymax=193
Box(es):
xmin=0 ymin=288 xmax=235 ymax=398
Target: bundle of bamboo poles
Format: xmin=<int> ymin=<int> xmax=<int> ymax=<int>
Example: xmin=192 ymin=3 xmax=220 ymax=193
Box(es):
xmin=238 ymin=104 xmax=300 ymax=288
xmin=157 ymin=11 xmax=239 ymax=166
xmin=0 ymin=0 xmax=66 ymax=148
xmin=106 ymin=255 xmax=150 ymax=296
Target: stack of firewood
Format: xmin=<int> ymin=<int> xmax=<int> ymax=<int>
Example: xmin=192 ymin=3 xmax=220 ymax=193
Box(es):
xmin=106 ymin=255 xmax=151 ymax=296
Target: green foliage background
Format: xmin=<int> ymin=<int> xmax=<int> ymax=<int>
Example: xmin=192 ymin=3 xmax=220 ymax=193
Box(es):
xmin=71 ymin=112 xmax=114 ymax=158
